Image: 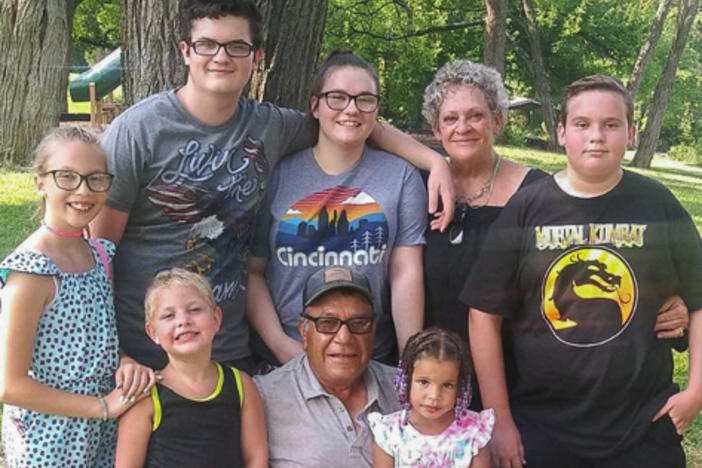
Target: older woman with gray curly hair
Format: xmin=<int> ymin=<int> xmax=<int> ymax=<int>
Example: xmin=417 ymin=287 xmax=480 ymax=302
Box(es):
xmin=421 ymin=60 xmax=689 ymax=414
xmin=422 ymin=60 xmax=547 ymax=347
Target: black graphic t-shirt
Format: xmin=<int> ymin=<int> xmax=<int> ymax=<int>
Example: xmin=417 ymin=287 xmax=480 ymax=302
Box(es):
xmin=461 ymin=170 xmax=702 ymax=457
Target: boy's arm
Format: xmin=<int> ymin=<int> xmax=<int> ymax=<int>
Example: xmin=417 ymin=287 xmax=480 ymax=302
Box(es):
xmin=469 ymin=308 xmax=525 ymax=468
xmin=653 ymin=307 xmax=702 ymax=434
xmin=115 ymin=395 xmax=154 ymax=468
xmin=389 ymin=246 xmax=424 ymax=354
xmin=240 ymin=372 xmax=269 ymax=468
xmin=90 ymin=206 xmax=129 ymax=245
xmin=369 ymin=122 xmax=454 ymax=231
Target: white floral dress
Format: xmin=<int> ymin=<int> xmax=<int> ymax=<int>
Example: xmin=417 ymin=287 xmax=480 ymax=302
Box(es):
xmin=0 ymin=240 xmax=119 ymax=468
xmin=368 ymin=408 xmax=494 ymax=468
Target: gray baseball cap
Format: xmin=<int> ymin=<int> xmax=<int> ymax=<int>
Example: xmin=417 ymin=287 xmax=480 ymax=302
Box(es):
xmin=302 ymin=266 xmax=373 ymax=307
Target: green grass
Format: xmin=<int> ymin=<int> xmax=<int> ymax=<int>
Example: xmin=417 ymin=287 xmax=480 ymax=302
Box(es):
xmin=0 ymin=146 xmax=701 ymax=465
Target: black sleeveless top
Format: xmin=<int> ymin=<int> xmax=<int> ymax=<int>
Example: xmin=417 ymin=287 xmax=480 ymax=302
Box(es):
xmin=145 ymin=362 xmax=244 ymax=468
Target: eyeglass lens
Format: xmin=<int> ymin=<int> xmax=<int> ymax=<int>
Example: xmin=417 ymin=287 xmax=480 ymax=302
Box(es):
xmin=306 ymin=314 xmax=374 ymax=334
xmin=323 ymin=91 xmax=379 ymax=113
xmin=191 ymin=39 xmax=253 ymax=57
xmin=48 ymin=170 xmax=113 ymax=192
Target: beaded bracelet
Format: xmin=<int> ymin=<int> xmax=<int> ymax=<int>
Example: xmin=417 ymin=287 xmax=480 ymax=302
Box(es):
xmin=97 ymin=396 xmax=109 ymax=421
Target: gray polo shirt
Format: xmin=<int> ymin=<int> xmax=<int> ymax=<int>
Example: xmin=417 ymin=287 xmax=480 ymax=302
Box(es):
xmin=254 ymin=354 xmax=400 ymax=467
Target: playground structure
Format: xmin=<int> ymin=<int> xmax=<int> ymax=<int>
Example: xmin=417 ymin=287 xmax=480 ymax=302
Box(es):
xmin=68 ymin=48 xmax=122 ymax=125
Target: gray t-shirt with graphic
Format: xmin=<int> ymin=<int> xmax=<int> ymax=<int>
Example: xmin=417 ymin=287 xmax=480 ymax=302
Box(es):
xmin=103 ymin=90 xmax=315 ymax=368
xmin=253 ymin=146 xmax=427 ymax=360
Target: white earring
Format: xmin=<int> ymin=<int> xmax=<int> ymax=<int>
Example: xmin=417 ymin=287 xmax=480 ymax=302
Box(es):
xmin=154 ymin=337 xmax=160 ymax=345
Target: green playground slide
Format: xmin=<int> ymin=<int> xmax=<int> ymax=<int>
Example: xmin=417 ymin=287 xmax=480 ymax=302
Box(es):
xmin=69 ymin=48 xmax=122 ymax=102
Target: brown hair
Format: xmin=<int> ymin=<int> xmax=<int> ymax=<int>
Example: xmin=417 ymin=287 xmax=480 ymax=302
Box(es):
xmin=309 ymin=49 xmax=380 ymax=113
xmin=33 ymin=126 xmax=105 ymax=218
xmin=144 ymin=268 xmax=217 ymax=323
xmin=181 ymin=0 xmax=263 ymax=48
xmin=561 ymin=75 xmax=633 ymax=126
xmin=400 ymin=327 xmax=472 ymax=390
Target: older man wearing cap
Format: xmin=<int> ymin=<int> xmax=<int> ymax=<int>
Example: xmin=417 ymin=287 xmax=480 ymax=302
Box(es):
xmin=254 ymin=266 xmax=399 ymax=467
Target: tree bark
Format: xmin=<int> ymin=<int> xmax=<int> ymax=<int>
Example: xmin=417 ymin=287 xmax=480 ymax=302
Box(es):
xmin=250 ymin=0 xmax=328 ymax=110
xmin=631 ymin=0 xmax=699 ymax=168
xmin=627 ymin=0 xmax=674 ymax=99
xmin=520 ymin=0 xmax=559 ymax=151
xmin=483 ymin=0 xmax=507 ymax=75
xmin=121 ymin=0 xmax=184 ymax=106
xmin=121 ymin=0 xmax=328 ymax=110
xmin=0 ymin=0 xmax=80 ymax=165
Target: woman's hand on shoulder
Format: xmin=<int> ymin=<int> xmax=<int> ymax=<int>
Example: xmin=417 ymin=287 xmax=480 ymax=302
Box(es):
xmin=116 ymin=354 xmax=159 ymax=402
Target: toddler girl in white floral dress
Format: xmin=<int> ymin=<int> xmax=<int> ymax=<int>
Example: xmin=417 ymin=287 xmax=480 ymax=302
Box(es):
xmin=369 ymin=328 xmax=493 ymax=468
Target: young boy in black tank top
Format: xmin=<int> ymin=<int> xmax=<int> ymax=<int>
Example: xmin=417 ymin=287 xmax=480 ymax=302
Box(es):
xmin=115 ymin=269 xmax=267 ymax=467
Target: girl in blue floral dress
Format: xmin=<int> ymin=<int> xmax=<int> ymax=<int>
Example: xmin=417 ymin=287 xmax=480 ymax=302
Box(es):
xmin=369 ymin=328 xmax=494 ymax=468
xmin=0 ymin=127 xmax=155 ymax=467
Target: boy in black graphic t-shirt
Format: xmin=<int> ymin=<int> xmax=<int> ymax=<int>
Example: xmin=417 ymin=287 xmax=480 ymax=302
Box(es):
xmin=464 ymin=75 xmax=702 ymax=468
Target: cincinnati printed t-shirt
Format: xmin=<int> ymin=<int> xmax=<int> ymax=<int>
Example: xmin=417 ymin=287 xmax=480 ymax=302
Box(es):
xmin=253 ymin=146 xmax=427 ymax=360
xmin=103 ymin=91 xmax=315 ymax=368
xmin=461 ymin=171 xmax=702 ymax=457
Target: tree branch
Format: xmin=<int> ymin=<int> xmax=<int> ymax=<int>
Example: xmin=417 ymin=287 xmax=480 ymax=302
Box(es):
xmin=347 ymin=19 xmax=483 ymax=41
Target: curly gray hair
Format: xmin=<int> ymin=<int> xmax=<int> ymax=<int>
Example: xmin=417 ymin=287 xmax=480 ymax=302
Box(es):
xmin=422 ymin=60 xmax=508 ymax=127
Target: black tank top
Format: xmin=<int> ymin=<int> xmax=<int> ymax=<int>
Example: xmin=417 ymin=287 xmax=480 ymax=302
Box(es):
xmin=145 ymin=362 xmax=244 ymax=468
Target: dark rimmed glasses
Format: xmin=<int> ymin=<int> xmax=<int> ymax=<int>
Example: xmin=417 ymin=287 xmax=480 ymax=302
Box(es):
xmin=190 ymin=39 xmax=255 ymax=58
xmin=301 ymin=312 xmax=375 ymax=335
xmin=41 ymin=170 xmax=114 ymax=192
xmin=318 ymin=91 xmax=380 ymax=113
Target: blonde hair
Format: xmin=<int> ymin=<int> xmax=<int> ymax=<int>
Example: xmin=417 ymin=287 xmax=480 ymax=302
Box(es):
xmin=144 ymin=268 xmax=217 ymax=323
xmin=33 ymin=126 xmax=105 ymax=217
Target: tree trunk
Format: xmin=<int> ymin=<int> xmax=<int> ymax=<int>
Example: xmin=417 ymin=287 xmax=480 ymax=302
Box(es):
xmin=483 ymin=0 xmax=507 ymax=75
xmin=121 ymin=0 xmax=185 ymax=106
xmin=627 ymin=0 xmax=674 ymax=99
xmin=250 ymin=0 xmax=328 ymax=110
xmin=0 ymin=0 xmax=79 ymax=165
xmin=631 ymin=0 xmax=699 ymax=168
xmin=520 ymin=0 xmax=559 ymax=151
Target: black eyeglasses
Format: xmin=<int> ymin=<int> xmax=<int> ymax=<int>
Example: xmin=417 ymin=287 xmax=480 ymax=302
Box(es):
xmin=318 ymin=91 xmax=380 ymax=113
xmin=190 ymin=39 xmax=255 ymax=58
xmin=41 ymin=170 xmax=114 ymax=192
xmin=301 ymin=312 xmax=375 ymax=335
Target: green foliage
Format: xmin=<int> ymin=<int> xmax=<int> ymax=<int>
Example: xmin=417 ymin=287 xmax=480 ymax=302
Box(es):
xmin=72 ymin=0 xmax=121 ymax=65
xmin=323 ymin=0 xmax=484 ymax=128
xmin=668 ymin=144 xmax=702 ymax=165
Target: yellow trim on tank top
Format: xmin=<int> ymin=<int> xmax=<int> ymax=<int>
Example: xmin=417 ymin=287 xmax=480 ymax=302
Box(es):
xmin=150 ymin=361 xmax=225 ymax=432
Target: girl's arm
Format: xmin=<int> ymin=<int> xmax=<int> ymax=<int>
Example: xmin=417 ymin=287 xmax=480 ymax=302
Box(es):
xmin=372 ymin=441 xmax=394 ymax=468
xmin=389 ymin=246 xmax=424 ymax=354
xmin=0 ymin=272 xmax=135 ymax=419
xmin=115 ymin=395 xmax=154 ymax=468
xmin=469 ymin=308 xmax=525 ymax=468
xmin=240 ymin=371 xmax=268 ymax=468
xmin=245 ymin=257 xmax=303 ymax=363
xmin=470 ymin=446 xmax=491 ymax=468
xmin=369 ymin=122 xmax=454 ymax=232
